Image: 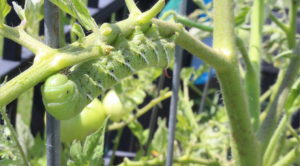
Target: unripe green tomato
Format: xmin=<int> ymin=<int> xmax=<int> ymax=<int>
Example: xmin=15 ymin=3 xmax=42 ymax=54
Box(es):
xmin=103 ymin=90 xmax=125 ymax=122
xmin=59 ymin=98 xmax=107 ymax=142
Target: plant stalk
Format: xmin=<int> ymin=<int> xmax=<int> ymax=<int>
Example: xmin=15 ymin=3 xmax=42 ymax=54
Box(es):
xmin=213 ymin=0 xmax=260 ymax=165
xmin=246 ymin=0 xmax=264 ymax=132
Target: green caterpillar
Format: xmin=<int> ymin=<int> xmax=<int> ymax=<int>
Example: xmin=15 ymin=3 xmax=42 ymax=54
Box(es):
xmin=41 ymin=24 xmax=177 ymax=120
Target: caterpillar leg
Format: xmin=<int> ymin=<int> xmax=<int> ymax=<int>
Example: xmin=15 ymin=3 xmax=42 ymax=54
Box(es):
xmin=164 ymin=69 xmax=171 ymax=78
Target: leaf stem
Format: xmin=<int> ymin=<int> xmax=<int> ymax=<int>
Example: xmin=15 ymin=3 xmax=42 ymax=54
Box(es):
xmin=0 ymin=108 xmax=29 ymax=166
xmin=108 ymin=91 xmax=172 ymax=131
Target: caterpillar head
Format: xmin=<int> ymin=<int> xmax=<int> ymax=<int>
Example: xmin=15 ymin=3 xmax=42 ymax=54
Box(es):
xmin=41 ymin=74 xmax=79 ymax=120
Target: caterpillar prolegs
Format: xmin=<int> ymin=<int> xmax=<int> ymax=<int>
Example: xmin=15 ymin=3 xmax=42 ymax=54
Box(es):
xmin=41 ymin=24 xmax=178 ymax=120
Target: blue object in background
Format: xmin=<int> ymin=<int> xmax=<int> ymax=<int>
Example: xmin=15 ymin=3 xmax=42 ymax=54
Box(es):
xmin=159 ymin=0 xmax=214 ymax=85
xmin=190 ymin=0 xmax=214 ymax=85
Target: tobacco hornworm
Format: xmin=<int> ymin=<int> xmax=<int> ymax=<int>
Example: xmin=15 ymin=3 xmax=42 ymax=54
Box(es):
xmin=41 ymin=24 xmax=178 ymax=120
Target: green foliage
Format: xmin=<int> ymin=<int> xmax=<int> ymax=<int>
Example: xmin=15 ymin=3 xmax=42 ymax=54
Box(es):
xmin=67 ymin=116 xmax=108 ymax=166
xmin=0 ymin=0 xmax=11 ymax=25
xmin=71 ymin=23 xmax=85 ymax=43
xmin=0 ymin=0 xmax=299 ymax=166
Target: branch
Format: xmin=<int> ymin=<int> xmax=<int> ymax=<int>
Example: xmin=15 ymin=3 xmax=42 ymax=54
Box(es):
xmin=0 ymin=25 xmax=51 ymax=55
xmin=108 ymin=91 xmax=172 ymax=131
xmin=269 ymin=13 xmax=288 ymax=33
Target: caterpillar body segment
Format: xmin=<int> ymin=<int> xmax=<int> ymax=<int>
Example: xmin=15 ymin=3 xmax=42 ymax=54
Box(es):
xmin=42 ymin=24 xmax=178 ymax=120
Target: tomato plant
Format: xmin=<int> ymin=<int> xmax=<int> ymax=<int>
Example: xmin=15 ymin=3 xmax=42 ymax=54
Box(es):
xmin=0 ymin=0 xmax=299 ymax=166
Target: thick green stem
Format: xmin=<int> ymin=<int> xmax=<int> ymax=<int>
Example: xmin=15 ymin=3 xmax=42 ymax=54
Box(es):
xmin=108 ymin=91 xmax=172 ymax=131
xmin=213 ymin=0 xmax=260 ymax=165
xmin=273 ymin=145 xmax=300 ymax=166
xmin=1 ymin=109 xmax=30 ymax=166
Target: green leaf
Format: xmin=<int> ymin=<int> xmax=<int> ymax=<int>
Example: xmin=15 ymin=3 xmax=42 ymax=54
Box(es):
xmin=273 ymin=50 xmax=293 ymax=60
xmin=70 ymin=140 xmax=84 ymax=165
xmin=83 ymin=116 xmax=109 ymax=162
xmin=12 ymin=2 xmax=26 ymax=21
xmin=16 ymin=114 xmax=34 ymax=157
xmin=0 ymin=0 xmax=11 ymax=25
xmin=1 ymin=76 xmax=8 ymax=87
xmin=24 ymin=0 xmax=44 ymax=21
xmin=151 ymin=118 xmax=168 ymax=153
xmin=67 ymin=160 xmax=80 ymax=166
xmin=49 ymin=0 xmax=95 ymax=31
xmin=30 ymin=133 xmax=45 ymax=158
xmin=234 ymin=6 xmax=250 ymax=27
xmin=180 ymin=67 xmax=194 ymax=81
xmin=285 ymin=78 xmax=300 ymax=111
xmin=128 ymin=120 xmax=149 ymax=146
xmin=142 ymin=129 xmax=149 ymax=145
xmin=71 ymin=23 xmax=85 ymax=43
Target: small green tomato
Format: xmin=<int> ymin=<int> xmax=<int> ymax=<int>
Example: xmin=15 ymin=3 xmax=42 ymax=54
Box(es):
xmin=60 ymin=98 xmax=107 ymax=142
xmin=103 ymin=90 xmax=125 ymax=122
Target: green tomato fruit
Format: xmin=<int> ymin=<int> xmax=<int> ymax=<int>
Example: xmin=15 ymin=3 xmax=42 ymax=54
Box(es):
xmin=60 ymin=98 xmax=107 ymax=142
xmin=103 ymin=90 xmax=125 ymax=122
